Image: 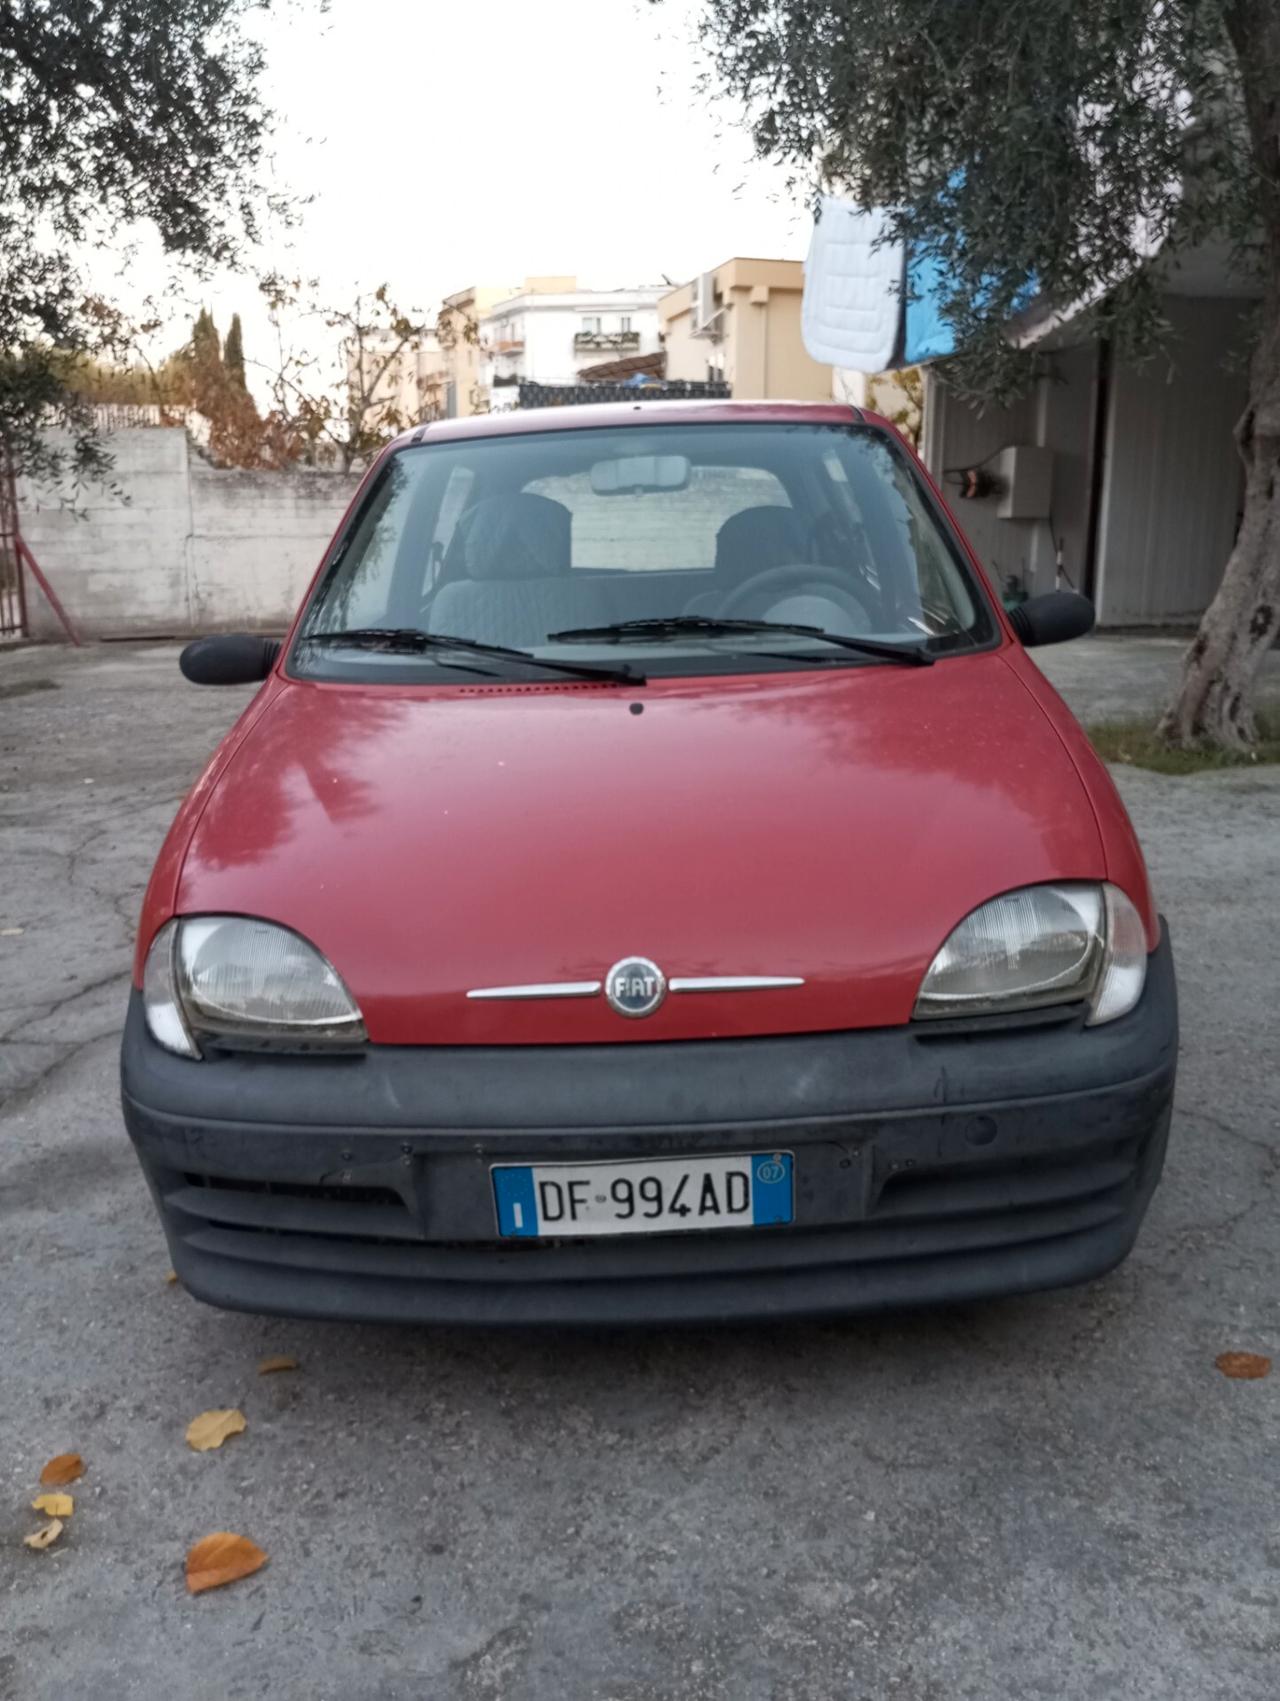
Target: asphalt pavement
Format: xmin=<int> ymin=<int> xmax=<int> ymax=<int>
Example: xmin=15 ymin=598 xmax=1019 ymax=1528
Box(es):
xmin=1 ymin=635 xmax=1277 ymax=1700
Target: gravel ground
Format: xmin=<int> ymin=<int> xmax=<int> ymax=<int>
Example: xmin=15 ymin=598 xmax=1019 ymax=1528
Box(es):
xmin=1 ymin=635 xmax=1277 ymax=1701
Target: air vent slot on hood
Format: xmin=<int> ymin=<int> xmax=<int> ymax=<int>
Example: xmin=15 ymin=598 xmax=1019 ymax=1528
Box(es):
xmin=452 ymin=680 xmax=624 ymax=695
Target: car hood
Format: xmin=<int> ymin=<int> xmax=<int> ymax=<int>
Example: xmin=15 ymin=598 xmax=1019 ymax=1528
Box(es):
xmin=178 ymin=655 xmax=1104 ymax=1043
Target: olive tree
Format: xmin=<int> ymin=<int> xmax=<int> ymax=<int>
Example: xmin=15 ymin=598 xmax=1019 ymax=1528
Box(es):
xmin=686 ymin=0 xmax=1278 ymax=750
xmin=0 ymin=0 xmax=286 ymax=487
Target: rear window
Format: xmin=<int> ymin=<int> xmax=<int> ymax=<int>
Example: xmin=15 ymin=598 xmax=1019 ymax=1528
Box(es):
xmin=292 ymin=419 xmax=997 ymax=681
xmin=524 ymin=466 xmax=791 ymax=570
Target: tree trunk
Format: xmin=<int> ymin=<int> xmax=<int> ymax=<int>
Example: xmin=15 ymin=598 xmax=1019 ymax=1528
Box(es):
xmin=1158 ymin=320 xmax=1280 ymax=747
xmin=1159 ymin=0 xmax=1280 ymax=749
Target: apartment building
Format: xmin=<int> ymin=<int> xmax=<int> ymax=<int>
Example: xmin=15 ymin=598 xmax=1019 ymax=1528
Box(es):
xmin=344 ymin=329 xmax=449 ymax=428
xmin=658 ymin=258 xmax=832 ymax=400
xmin=438 ymin=282 xmax=521 ymax=418
xmin=481 ymin=279 xmax=666 ymax=407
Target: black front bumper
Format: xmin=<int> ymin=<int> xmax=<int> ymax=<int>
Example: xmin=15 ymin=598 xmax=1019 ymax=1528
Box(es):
xmin=120 ymin=928 xmax=1177 ymax=1325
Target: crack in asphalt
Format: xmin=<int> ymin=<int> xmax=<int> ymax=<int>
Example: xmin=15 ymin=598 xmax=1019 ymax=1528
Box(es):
xmin=0 ymin=1025 xmax=123 ymax=1114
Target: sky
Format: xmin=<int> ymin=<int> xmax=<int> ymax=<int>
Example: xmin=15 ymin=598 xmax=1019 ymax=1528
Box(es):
xmin=111 ymin=0 xmax=813 ymax=407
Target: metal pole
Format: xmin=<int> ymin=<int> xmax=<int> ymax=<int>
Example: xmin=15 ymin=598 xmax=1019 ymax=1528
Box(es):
xmin=4 ymin=451 xmax=81 ymax=645
xmin=1 ymin=453 xmax=25 ymax=638
xmin=16 ymin=535 xmax=81 ymax=645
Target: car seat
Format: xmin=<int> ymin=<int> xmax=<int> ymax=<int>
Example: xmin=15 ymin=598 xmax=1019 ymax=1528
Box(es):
xmin=427 ymin=493 xmax=604 ymax=648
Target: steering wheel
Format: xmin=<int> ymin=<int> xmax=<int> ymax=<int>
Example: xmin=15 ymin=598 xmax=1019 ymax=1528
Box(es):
xmin=718 ymin=563 xmax=869 ymax=622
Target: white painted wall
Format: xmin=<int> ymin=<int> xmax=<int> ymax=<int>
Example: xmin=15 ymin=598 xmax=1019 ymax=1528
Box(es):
xmin=18 ymin=429 xmax=360 ymax=639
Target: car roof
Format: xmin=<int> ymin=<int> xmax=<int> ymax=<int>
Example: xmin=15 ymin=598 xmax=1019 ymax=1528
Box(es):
xmin=391 ymin=398 xmax=867 ymax=451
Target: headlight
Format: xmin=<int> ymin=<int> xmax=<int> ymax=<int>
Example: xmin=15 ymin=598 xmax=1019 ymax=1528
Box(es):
xmin=142 ymin=917 xmax=366 ymax=1057
xmin=914 ymin=882 xmax=1147 ymax=1026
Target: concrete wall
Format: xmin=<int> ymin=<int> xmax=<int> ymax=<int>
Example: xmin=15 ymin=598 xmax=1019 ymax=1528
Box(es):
xmin=18 ymin=429 xmax=360 ymax=639
xmin=921 ymin=378 xmax=1038 ymax=597
xmin=1030 ymin=342 xmax=1099 ymax=599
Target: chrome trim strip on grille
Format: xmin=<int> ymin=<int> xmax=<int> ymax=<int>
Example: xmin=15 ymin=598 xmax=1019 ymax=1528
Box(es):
xmin=467 ymin=976 xmax=804 ymax=1001
xmin=668 ymin=976 xmax=805 ymax=993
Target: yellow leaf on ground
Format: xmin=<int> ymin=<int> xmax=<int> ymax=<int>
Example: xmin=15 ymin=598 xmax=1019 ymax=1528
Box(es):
xmin=186 ymin=1531 xmax=268 ymax=1595
xmin=1215 ymin=1351 xmax=1272 ymax=1380
xmin=165 ymin=1270 xmax=179 ymax=1285
xmin=24 ymin=1520 xmax=64 ymax=1551
xmin=39 ymin=1453 xmax=84 ymax=1487
xmin=32 ymin=1493 xmax=73 ymax=1517
xmin=185 ymin=1409 xmax=247 ymax=1452
xmin=257 ymin=1355 xmax=298 ymax=1375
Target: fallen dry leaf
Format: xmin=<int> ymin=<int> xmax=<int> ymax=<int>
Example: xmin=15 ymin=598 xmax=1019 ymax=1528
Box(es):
xmin=32 ymin=1493 xmax=73 ymax=1517
xmin=24 ymin=1520 xmax=64 ymax=1551
xmin=186 ymin=1409 xmax=247 ymax=1452
xmin=165 ymin=1269 xmax=179 ymax=1285
xmin=39 ymin=1453 xmax=84 ymax=1487
xmin=257 ymin=1355 xmax=298 ymax=1376
xmin=186 ymin=1531 xmax=268 ymax=1595
xmin=1215 ymin=1351 xmax=1272 ymax=1380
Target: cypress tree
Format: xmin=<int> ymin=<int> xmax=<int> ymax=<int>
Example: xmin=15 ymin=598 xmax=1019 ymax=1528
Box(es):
xmin=224 ymin=313 xmax=246 ymax=387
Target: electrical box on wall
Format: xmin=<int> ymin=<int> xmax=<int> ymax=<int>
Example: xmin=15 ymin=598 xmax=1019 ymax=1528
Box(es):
xmin=995 ymin=446 xmax=1054 ymax=520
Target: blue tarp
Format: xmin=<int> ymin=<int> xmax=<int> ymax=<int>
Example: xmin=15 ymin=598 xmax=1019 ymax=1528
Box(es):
xmin=903 ymin=243 xmax=1039 ymax=367
xmin=903 ymin=249 xmax=956 ymax=364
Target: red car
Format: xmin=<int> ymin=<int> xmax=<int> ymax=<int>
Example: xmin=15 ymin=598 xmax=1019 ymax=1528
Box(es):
xmin=122 ymin=401 xmax=1176 ymax=1324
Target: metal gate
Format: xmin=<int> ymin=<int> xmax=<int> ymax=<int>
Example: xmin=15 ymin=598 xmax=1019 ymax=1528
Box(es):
xmin=0 ymin=457 xmax=28 ymax=638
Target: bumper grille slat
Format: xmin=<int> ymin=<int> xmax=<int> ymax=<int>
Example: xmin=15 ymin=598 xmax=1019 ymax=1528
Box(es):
xmin=167 ymin=1179 xmax=422 ymax=1244
xmin=164 ymin=1141 xmax=1143 ymax=1279
xmin=873 ymin=1150 xmax=1136 ymax=1222
xmin=179 ymin=1186 xmax=1135 ymax=1286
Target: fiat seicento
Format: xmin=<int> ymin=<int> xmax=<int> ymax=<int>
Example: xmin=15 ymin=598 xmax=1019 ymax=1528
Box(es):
xmin=121 ymin=400 xmax=1177 ymax=1324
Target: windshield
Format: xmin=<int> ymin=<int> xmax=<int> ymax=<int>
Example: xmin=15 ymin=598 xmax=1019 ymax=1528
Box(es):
xmin=290 ymin=421 xmax=997 ymax=681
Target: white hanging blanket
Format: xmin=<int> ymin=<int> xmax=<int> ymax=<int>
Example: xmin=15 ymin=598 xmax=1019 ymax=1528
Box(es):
xmin=802 ymin=196 xmax=904 ymax=373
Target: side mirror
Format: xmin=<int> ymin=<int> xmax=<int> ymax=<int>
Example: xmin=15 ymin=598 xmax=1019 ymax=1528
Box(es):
xmin=180 ymin=634 xmax=282 ymax=685
xmin=1008 ymin=590 xmax=1095 ymax=648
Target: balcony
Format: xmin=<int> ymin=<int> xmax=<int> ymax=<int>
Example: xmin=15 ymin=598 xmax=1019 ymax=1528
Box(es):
xmin=573 ymin=329 xmax=641 ymax=353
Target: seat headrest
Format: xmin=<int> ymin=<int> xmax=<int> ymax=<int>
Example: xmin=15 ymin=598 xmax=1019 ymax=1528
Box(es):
xmin=713 ymin=505 xmax=809 ymax=577
xmin=463 ymin=493 xmax=572 ymax=581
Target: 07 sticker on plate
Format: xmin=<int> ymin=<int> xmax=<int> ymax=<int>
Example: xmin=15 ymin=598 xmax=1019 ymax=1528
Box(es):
xmin=491 ymin=1151 xmax=793 ymax=1239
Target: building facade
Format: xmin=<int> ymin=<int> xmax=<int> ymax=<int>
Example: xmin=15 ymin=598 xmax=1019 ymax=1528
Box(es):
xmin=480 ymin=279 xmax=666 ymax=407
xmin=345 ymin=329 xmax=449 ymax=431
xmin=658 ymin=259 xmax=833 ymax=401
xmin=921 ymin=288 xmax=1254 ymax=625
xmin=438 ymin=283 xmax=522 ymax=418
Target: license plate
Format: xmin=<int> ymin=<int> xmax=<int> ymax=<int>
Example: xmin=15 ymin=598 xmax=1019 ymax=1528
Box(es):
xmin=492 ymin=1152 xmax=793 ymax=1239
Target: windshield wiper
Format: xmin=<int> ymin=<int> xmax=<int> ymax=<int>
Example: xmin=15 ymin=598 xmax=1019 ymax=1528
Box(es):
xmin=299 ymin=628 xmax=644 ymax=685
xmin=546 ymin=616 xmax=933 ymax=667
